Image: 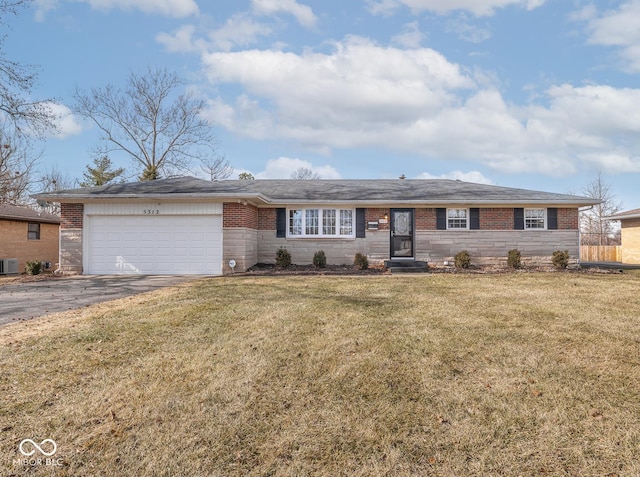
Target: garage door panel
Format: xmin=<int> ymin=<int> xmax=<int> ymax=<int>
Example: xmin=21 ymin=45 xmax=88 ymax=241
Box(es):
xmin=87 ymin=214 xmax=222 ymax=275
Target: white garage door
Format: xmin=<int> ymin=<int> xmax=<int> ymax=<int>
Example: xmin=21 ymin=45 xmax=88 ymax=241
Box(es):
xmin=86 ymin=215 xmax=222 ymax=275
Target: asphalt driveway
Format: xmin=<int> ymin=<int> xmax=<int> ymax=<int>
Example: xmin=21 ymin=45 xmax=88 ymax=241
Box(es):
xmin=0 ymin=275 xmax=201 ymax=326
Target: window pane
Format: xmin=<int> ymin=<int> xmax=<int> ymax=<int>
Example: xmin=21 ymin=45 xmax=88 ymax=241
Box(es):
xmin=289 ymin=210 xmax=302 ymax=235
xmin=340 ymin=209 xmax=353 ymax=235
xmin=447 ymin=209 xmax=468 ymax=229
xmin=306 ymin=209 xmax=319 ymax=235
xmin=323 ymin=209 xmax=336 ymax=235
xmin=27 ymin=223 xmax=40 ymax=240
xmin=525 ymin=209 xmax=545 ymax=229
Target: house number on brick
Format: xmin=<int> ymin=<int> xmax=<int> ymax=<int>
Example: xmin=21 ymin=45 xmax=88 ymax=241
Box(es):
xmin=142 ymin=209 xmax=160 ymax=215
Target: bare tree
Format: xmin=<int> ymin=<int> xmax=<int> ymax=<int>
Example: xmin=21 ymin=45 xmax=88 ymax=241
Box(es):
xmin=200 ymin=155 xmax=232 ymax=181
xmin=0 ymin=128 xmax=37 ymax=204
xmin=36 ymin=166 xmax=75 ymax=214
xmin=0 ymin=1 xmax=58 ymax=138
xmin=580 ymin=172 xmax=623 ymax=246
xmin=291 ymin=167 xmax=320 ymax=180
xmin=73 ymin=67 xmax=221 ymax=181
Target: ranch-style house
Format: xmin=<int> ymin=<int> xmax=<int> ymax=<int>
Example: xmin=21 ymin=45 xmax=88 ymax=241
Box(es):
xmin=35 ymin=177 xmax=598 ymax=275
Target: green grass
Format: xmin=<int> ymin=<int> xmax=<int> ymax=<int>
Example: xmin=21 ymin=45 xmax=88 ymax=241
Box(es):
xmin=1 ymin=273 xmax=640 ymax=476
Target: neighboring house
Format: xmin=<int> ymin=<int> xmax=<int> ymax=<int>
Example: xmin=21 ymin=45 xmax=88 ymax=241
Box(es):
xmin=34 ymin=177 xmax=597 ymax=276
xmin=0 ymin=204 xmax=61 ymax=274
xmin=607 ymin=208 xmax=640 ymax=264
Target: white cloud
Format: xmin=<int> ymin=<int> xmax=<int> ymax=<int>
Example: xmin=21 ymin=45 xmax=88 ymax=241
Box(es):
xmin=391 ymin=22 xmax=425 ymax=48
xmin=580 ymin=1 xmax=640 ymax=72
xmin=251 ymin=0 xmax=317 ymax=28
xmin=208 ymin=13 xmax=274 ymax=51
xmin=34 ymin=0 xmax=56 ymax=21
xmin=446 ymin=15 xmax=492 ymax=43
xmin=156 ymin=25 xmax=198 ymax=53
xmin=157 ymin=15 xmax=275 ymax=53
xmin=568 ymin=4 xmax=597 ymax=22
xmin=367 ymin=0 xmax=545 ymax=17
xmin=255 ymin=157 xmax=341 ymax=179
xmin=365 ymin=0 xmax=400 ymax=16
xmin=416 ymin=170 xmax=494 ymax=184
xmin=35 ymin=0 xmax=198 ymax=19
xmin=48 ymin=103 xmax=84 ymax=139
xmin=197 ymin=35 xmax=640 ymax=177
xmin=202 ymin=36 xmax=475 ymax=134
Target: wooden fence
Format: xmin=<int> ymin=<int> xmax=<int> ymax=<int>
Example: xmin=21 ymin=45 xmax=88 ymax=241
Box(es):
xmin=580 ymin=245 xmax=622 ymax=262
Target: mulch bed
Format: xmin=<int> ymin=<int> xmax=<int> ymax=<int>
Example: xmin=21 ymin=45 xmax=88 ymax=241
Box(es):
xmin=242 ymin=263 xmax=389 ymax=276
xmin=241 ymin=263 xmax=623 ymax=276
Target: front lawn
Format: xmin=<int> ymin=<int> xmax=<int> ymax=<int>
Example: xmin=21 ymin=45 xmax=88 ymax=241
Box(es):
xmin=1 ymin=274 xmax=639 ymax=476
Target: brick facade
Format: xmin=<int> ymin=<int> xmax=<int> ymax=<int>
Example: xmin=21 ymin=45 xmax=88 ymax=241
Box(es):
xmin=478 ymin=208 xmax=513 ymax=230
xmin=558 ymin=208 xmax=579 ymax=230
xmin=255 ymin=207 xmax=578 ymax=233
xmin=61 ymin=203 xmax=84 ymax=229
xmin=258 ymin=208 xmax=277 ymax=230
xmin=620 ymin=218 xmax=640 ymax=264
xmin=415 ymin=208 xmax=436 ymax=230
xmin=365 ymin=208 xmax=390 ymax=230
xmin=0 ymin=219 xmax=59 ymax=273
xmin=223 ymin=202 xmax=258 ymax=229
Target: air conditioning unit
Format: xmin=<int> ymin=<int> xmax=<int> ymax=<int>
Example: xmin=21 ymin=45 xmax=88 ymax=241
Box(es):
xmin=0 ymin=258 xmax=19 ymax=275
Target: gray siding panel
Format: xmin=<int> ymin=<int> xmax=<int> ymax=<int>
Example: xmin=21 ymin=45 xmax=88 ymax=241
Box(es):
xmin=60 ymin=229 xmax=83 ymax=274
xmin=415 ymin=230 xmax=579 ymax=265
xmin=223 ymin=228 xmax=258 ymax=273
xmin=257 ymin=230 xmax=388 ymax=265
xmin=255 ymin=229 xmax=579 ymax=267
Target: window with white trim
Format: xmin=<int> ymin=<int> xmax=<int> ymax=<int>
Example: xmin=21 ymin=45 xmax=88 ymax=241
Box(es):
xmin=288 ymin=208 xmax=355 ymax=237
xmin=525 ymin=208 xmax=546 ymax=229
xmin=447 ymin=208 xmax=468 ymax=229
xmin=27 ymin=223 xmax=40 ymax=240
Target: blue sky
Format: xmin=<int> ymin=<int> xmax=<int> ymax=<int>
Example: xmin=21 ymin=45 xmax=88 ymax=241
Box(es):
xmin=4 ymin=0 xmax=640 ymax=208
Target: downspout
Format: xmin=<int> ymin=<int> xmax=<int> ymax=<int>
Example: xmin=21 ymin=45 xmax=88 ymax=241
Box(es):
xmin=578 ymin=205 xmax=595 ymax=264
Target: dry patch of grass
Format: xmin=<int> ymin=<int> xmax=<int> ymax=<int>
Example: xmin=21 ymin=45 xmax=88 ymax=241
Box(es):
xmin=1 ymin=274 xmax=640 ymax=476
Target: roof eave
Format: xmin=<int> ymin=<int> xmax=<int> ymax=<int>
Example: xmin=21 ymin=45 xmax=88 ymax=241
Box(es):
xmin=265 ymin=199 xmax=599 ymax=206
xmin=0 ymin=214 xmax=61 ymax=224
xmin=606 ymin=214 xmax=640 ymax=221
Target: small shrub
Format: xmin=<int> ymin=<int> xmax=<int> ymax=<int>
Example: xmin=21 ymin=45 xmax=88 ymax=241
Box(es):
xmin=507 ymin=249 xmax=522 ymax=269
xmin=25 ymin=260 xmax=42 ymax=275
xmin=275 ymin=247 xmax=292 ymax=268
xmin=454 ymin=250 xmax=471 ymax=269
xmin=552 ymin=250 xmax=570 ymax=269
xmin=313 ymin=250 xmax=327 ymax=269
xmin=354 ymin=252 xmax=369 ymax=270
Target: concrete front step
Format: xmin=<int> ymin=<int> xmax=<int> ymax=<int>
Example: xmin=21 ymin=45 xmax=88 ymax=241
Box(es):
xmin=384 ymin=260 xmax=429 ymax=274
xmin=390 ymin=267 xmax=429 ymax=274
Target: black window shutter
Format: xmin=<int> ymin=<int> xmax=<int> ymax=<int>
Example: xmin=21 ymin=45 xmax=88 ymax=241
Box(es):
xmin=276 ymin=208 xmax=286 ymax=238
xmin=470 ymin=208 xmax=480 ymax=230
xmin=514 ymin=208 xmax=524 ymax=230
xmin=547 ymin=208 xmax=558 ymax=230
xmin=436 ymin=208 xmax=446 ymax=230
xmin=356 ymin=208 xmax=366 ymax=238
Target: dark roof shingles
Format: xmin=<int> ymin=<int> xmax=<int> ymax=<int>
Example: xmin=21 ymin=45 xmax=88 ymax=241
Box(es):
xmin=36 ymin=176 xmax=596 ymax=205
xmin=0 ymin=204 xmax=61 ymax=223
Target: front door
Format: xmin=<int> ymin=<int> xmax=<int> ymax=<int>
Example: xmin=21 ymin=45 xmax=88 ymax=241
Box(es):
xmin=390 ymin=209 xmax=414 ymax=258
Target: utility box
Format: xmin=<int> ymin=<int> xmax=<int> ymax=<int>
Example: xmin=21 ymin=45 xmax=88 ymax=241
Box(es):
xmin=0 ymin=258 xmax=19 ymax=275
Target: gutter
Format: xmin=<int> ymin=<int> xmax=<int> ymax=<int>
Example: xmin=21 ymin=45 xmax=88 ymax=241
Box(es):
xmin=263 ymin=199 xmax=599 ymax=207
